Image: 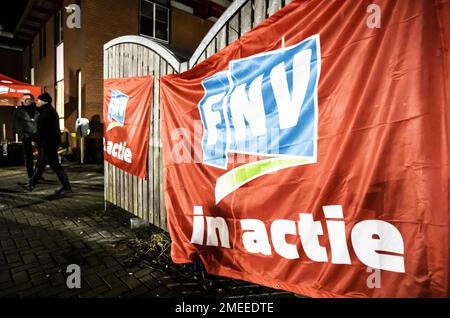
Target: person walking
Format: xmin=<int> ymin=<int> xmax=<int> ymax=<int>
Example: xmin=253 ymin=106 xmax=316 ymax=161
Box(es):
xmin=13 ymin=93 xmax=38 ymax=178
xmin=24 ymin=93 xmax=72 ymax=195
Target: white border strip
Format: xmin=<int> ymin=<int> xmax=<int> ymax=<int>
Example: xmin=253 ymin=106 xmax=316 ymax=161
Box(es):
xmin=188 ymin=0 xmax=248 ymax=68
xmin=104 ymin=35 xmax=182 ymax=72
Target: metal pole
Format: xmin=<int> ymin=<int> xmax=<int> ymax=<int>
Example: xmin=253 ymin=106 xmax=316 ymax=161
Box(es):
xmin=80 ymin=137 xmax=85 ymax=164
xmin=78 ymin=70 xmax=85 ymax=164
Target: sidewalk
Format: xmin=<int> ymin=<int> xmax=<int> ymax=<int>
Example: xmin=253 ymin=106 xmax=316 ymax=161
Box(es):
xmin=0 ymin=164 xmax=296 ymax=298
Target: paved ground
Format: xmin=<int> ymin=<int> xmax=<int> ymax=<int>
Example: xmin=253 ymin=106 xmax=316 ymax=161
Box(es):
xmin=0 ymin=163 xmax=297 ymax=298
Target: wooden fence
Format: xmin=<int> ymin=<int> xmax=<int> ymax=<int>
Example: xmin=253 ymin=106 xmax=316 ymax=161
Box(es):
xmin=103 ymin=0 xmax=291 ymax=230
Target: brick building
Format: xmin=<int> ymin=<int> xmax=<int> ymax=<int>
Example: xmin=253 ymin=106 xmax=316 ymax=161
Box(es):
xmin=0 ymin=0 xmax=230 ymax=162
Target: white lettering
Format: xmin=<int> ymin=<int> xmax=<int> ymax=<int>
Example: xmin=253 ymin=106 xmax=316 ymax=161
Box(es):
xmin=351 ymin=220 xmax=405 ymax=272
xmin=229 ymin=75 xmax=266 ymax=141
xmin=298 ymin=213 xmax=328 ymax=262
xmin=241 ymin=219 xmax=272 ymax=255
xmin=190 ymin=205 xmax=405 ymax=273
xmin=323 ymin=205 xmax=351 ymax=264
xmin=206 ymin=216 xmax=230 ymax=248
xmin=104 ymin=139 xmax=133 ymax=163
xmin=270 ymin=49 xmax=311 ymax=129
xmin=270 ymin=219 xmax=299 ymax=259
xmin=191 ymin=206 xmax=204 ymax=245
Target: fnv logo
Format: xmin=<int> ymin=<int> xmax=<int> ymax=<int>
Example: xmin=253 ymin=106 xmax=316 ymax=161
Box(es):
xmin=107 ymin=89 xmax=129 ymax=132
xmin=198 ymin=34 xmax=321 ymax=203
xmin=0 ymin=86 xmax=10 ymax=95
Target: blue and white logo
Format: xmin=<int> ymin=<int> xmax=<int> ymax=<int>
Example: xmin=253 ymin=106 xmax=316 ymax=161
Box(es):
xmin=0 ymin=86 xmax=10 ymax=95
xmin=198 ymin=34 xmax=321 ymax=203
xmin=107 ymin=89 xmax=129 ymax=131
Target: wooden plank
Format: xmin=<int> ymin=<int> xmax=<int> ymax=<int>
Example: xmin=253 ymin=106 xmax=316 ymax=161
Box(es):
xmin=125 ymin=44 xmax=133 ymax=213
xmin=119 ymin=43 xmax=126 ymax=211
xmin=113 ymin=45 xmax=121 ymax=206
xmin=157 ymin=63 xmax=166 ymax=230
xmin=197 ymin=52 xmax=206 ymax=65
xmin=112 ymin=45 xmax=119 ymax=206
xmin=206 ymin=41 xmax=215 ymax=59
xmin=217 ymin=26 xmax=227 ymax=51
xmin=108 ymin=48 xmax=113 ymax=205
xmin=126 ymin=44 xmax=136 ymax=215
xmin=104 ymin=47 xmax=109 ymax=205
xmin=149 ymin=49 xmax=155 ymax=224
xmin=160 ymin=63 xmax=174 ymax=230
xmin=120 ymin=44 xmax=125 ymax=211
xmin=114 ymin=49 xmax=119 ymax=207
xmin=146 ymin=49 xmax=156 ymax=223
xmin=104 ymin=161 xmax=108 ymax=205
xmin=142 ymin=47 xmax=150 ymax=222
xmin=154 ymin=57 xmax=163 ymax=228
xmin=268 ymin=0 xmax=282 ymax=17
xmin=131 ymin=44 xmax=140 ymax=218
xmin=109 ymin=47 xmax=113 ymax=205
xmin=240 ymin=2 xmax=252 ymax=38
xmin=119 ymin=44 xmax=127 ymax=212
xmin=128 ymin=44 xmax=134 ymax=215
xmin=127 ymin=44 xmax=133 ymax=214
xmin=149 ymin=54 xmax=160 ymax=225
xmin=253 ymin=0 xmax=267 ymax=28
xmin=228 ymin=13 xmax=239 ymax=45
xmin=149 ymin=50 xmax=156 ymax=225
xmin=105 ymin=48 xmax=111 ymax=205
xmin=137 ymin=45 xmax=143 ymax=77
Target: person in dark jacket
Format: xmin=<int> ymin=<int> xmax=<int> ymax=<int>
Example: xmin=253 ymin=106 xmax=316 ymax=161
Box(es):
xmin=13 ymin=93 xmax=38 ymax=178
xmin=24 ymin=93 xmax=72 ymax=195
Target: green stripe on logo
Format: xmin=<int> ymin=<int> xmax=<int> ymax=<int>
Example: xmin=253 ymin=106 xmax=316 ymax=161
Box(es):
xmin=215 ymin=157 xmax=313 ymax=204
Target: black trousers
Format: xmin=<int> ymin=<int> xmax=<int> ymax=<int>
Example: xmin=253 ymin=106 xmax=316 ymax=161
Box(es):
xmin=29 ymin=145 xmax=70 ymax=188
xmin=22 ymin=138 xmax=34 ymax=178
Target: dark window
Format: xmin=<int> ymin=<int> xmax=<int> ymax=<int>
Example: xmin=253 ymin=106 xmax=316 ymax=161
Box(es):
xmin=139 ymin=0 xmax=169 ymax=42
xmin=55 ymin=10 xmax=64 ymax=45
xmin=39 ymin=25 xmax=46 ymax=60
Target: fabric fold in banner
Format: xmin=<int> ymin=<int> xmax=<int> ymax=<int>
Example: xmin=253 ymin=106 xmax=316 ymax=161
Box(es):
xmin=160 ymin=0 xmax=449 ymax=298
xmin=103 ymin=76 xmax=153 ymax=179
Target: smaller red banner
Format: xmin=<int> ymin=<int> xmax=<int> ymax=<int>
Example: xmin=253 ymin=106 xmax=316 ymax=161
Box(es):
xmin=103 ymin=76 xmax=153 ymax=179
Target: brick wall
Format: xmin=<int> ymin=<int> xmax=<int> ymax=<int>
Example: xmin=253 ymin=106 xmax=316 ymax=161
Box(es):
xmin=32 ymin=17 xmax=56 ymax=102
xmin=26 ymin=0 xmax=216 ymax=161
xmin=170 ymin=7 xmax=213 ymax=53
xmin=63 ymin=0 xmax=85 ymax=134
xmin=0 ymin=48 xmax=23 ymax=81
xmin=83 ymin=0 xmax=139 ymax=123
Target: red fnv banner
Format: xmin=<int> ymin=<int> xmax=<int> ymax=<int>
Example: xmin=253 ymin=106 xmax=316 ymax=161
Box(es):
xmin=103 ymin=76 xmax=153 ymax=179
xmin=160 ymin=0 xmax=449 ymax=297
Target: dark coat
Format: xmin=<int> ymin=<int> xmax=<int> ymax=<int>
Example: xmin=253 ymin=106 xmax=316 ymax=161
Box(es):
xmin=33 ymin=103 xmax=61 ymax=149
xmin=13 ymin=103 xmax=38 ymax=139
